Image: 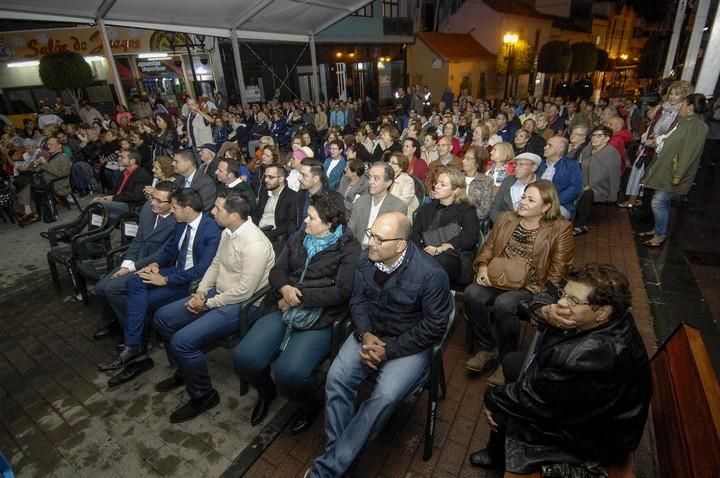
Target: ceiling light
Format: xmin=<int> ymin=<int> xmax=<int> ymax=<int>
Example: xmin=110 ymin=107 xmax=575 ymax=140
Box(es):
xmin=84 ymin=56 xmax=105 ymax=62
xmin=138 ymin=53 xmax=170 ymax=59
xmin=7 ymin=61 xmax=39 ymax=68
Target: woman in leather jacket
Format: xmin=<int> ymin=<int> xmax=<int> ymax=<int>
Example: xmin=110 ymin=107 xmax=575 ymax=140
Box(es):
xmin=469 ymin=263 xmax=651 ymax=475
xmin=464 ymin=180 xmax=574 ymax=382
xmin=144 ymin=113 xmax=178 ymax=159
xmin=233 ymin=193 xmax=361 ymax=435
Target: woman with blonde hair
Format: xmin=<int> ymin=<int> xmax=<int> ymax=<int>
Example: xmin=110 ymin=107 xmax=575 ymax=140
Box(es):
xmin=485 ymin=119 xmax=503 ymax=146
xmin=620 ymin=79 xmax=694 ymax=208
xmin=463 ymin=179 xmax=574 ymax=384
xmin=485 ymin=142 xmax=516 ymax=190
xmin=410 ymin=167 xmax=480 ymax=285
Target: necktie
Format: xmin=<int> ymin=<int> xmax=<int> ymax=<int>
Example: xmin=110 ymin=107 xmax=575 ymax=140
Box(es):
xmin=154 ymin=215 xmax=164 ymax=230
xmin=177 ymin=224 xmax=191 ymax=270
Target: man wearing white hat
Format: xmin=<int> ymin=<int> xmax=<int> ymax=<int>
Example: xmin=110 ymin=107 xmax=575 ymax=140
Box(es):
xmin=488 ymin=152 xmax=540 ymax=224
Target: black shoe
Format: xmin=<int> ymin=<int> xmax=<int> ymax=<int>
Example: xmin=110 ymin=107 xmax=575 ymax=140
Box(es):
xmin=169 ymin=390 xmax=220 ymax=423
xmin=290 ymin=408 xmax=319 ymax=435
xmin=107 ymin=358 xmax=155 ymax=388
xmin=94 ymin=322 xmax=120 ymax=341
xmin=469 ymin=448 xmax=500 ymax=469
xmin=40 ymin=231 xmax=50 ymax=240
xmin=98 ymin=345 xmax=144 ymax=371
xmin=250 ymin=392 xmax=276 ymax=427
xmin=156 ymin=372 xmax=185 ymax=392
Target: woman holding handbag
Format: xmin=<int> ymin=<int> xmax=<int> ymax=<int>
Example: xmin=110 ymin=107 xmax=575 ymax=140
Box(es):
xmin=410 ymin=167 xmax=480 ymax=285
xmin=463 ymin=180 xmax=574 ymax=384
xmin=233 ymin=193 xmax=360 ymax=434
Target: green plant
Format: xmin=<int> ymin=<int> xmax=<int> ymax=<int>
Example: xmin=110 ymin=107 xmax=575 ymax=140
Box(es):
xmin=39 ymin=52 xmax=93 ymax=110
xmin=570 ymin=42 xmax=598 ymax=73
xmin=537 ymin=41 xmax=571 ymax=73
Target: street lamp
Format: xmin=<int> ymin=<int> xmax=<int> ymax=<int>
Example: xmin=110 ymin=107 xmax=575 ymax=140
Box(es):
xmin=503 ymin=32 xmax=518 ymax=99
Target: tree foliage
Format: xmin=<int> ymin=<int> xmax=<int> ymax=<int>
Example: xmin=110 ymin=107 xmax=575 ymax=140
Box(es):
xmin=595 ymin=49 xmax=610 ymax=71
xmin=39 ymin=52 xmax=93 ymax=94
xmin=570 ymin=42 xmax=598 ymax=73
xmin=538 ymin=41 xmax=571 ymax=73
xmin=496 ymin=39 xmax=535 ymax=75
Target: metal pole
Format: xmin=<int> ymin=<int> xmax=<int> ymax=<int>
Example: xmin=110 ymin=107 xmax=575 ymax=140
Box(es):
xmin=310 ymin=35 xmax=320 ymax=104
xmin=696 ymin=0 xmax=720 ymax=95
xmin=231 ymin=30 xmax=248 ymax=106
xmin=185 ymin=43 xmax=199 ymax=97
xmin=96 ymin=19 xmax=127 ymax=106
xmin=681 ymin=0 xmax=712 ymax=81
xmin=664 ymin=0 xmax=688 ymax=77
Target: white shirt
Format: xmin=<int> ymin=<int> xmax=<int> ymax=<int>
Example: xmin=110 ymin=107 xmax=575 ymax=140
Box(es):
xmin=184 ymin=170 xmax=196 ymax=189
xmin=511 ymin=176 xmax=535 ymax=210
xmin=362 ymin=194 xmax=387 ymax=247
xmin=287 ymin=169 xmax=300 ymax=191
xmin=541 ymin=161 xmax=557 ymax=181
xmin=259 ymin=186 xmax=284 ymax=229
xmin=178 ymin=213 xmax=203 ymax=270
xmin=227 ymin=176 xmax=244 ymax=188
xmin=326 ymin=158 xmax=342 ymax=177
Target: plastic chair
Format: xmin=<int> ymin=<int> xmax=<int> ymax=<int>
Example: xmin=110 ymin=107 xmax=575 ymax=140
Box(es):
xmin=419 ymin=294 xmax=456 ymax=460
xmin=75 ymin=211 xmax=140 ymax=304
xmin=46 ymin=203 xmax=110 ymax=294
xmin=412 ymin=174 xmax=427 ymax=205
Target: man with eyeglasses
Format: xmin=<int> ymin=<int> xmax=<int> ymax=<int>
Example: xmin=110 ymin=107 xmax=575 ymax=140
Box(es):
xmin=93 ymin=181 xmax=178 ymax=340
xmin=488 ymin=152 xmax=540 ymax=223
xmin=252 ymin=164 xmax=297 ymax=253
xmin=306 ymin=212 xmax=452 ymax=478
xmin=424 ymin=135 xmax=462 ymax=193
xmin=468 ymin=263 xmax=651 ymax=476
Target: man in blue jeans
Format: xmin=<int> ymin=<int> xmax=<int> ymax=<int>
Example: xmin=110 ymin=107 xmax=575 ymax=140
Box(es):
xmin=152 ymin=190 xmax=275 ymax=423
xmin=306 ymin=212 xmax=452 ymax=478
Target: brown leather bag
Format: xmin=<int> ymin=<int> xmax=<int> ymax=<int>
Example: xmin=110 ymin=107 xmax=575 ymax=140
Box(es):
xmin=487 ymin=257 xmax=529 ymax=290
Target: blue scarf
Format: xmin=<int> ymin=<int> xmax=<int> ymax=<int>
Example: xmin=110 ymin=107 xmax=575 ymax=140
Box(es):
xmin=303 ymin=225 xmax=344 ymax=263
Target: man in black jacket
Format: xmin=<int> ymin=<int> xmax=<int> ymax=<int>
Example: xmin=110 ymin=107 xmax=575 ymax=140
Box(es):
xmin=469 ymin=263 xmax=651 ymax=475
xmin=252 ymin=164 xmax=297 ymax=253
xmin=306 ymin=212 xmax=452 ymax=478
xmin=94 ymin=148 xmax=153 ymax=220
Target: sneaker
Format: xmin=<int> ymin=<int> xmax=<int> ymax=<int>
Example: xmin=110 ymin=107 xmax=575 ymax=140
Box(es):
xmin=485 ymin=365 xmax=505 ymax=387
xmin=465 ymin=350 xmax=498 ymax=372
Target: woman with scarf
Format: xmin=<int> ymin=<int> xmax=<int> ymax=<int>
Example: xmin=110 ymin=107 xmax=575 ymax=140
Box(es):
xmin=619 ymin=80 xmax=693 ymax=208
xmin=233 ymin=194 xmax=361 ymax=434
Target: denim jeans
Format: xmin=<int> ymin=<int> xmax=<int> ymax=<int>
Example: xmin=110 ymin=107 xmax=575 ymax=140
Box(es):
xmin=124 ymin=268 xmax=188 ymax=348
xmin=232 ymin=311 xmax=331 ymax=403
xmin=153 ymin=289 xmax=260 ymax=400
xmin=309 ymin=336 xmax=430 ymax=478
xmin=651 ymin=190 xmax=673 ymax=238
xmin=93 ymin=199 xmax=129 ymax=223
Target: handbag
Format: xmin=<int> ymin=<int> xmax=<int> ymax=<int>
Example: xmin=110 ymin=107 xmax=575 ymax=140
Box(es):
xmin=487 ymin=257 xmax=529 ymax=290
xmin=422 ymin=222 xmax=461 ymax=246
xmin=279 ymin=258 xmax=324 ymax=350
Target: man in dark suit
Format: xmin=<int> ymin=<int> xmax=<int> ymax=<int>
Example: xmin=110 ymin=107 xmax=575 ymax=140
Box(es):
xmin=348 ymin=163 xmax=408 ymax=249
xmin=252 ymin=164 xmax=297 ymax=253
xmin=172 ymin=150 xmax=216 ymax=212
xmin=93 ymin=181 xmax=178 ymax=340
xmin=294 ymin=158 xmax=343 ymax=229
xmin=98 ymin=188 xmax=221 ymax=376
xmin=215 ymin=157 xmax=256 ymax=215
xmin=198 ymin=143 xmax=221 ymax=183
xmin=488 ymin=153 xmax=540 ymax=224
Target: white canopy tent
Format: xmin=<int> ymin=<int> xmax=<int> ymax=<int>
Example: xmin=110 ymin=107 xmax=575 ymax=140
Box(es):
xmin=0 ymin=0 xmax=373 ymax=104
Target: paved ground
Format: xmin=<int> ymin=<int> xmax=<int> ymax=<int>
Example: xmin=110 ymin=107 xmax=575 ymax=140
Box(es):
xmin=244 ymin=205 xmax=660 ymax=478
xmin=0 ymin=200 xmax=678 ymax=477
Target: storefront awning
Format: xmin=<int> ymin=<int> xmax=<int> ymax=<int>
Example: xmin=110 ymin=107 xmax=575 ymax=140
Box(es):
xmin=0 ymin=0 xmax=373 ymax=42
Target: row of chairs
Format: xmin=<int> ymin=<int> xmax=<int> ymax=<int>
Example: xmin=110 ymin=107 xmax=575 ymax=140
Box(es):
xmin=46 ymin=201 xmax=457 ymax=461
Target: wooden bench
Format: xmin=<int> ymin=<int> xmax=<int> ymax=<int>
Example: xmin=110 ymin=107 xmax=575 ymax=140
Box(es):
xmin=503 ymin=323 xmax=720 ymax=478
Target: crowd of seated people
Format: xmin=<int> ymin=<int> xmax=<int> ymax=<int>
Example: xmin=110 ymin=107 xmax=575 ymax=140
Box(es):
xmin=4 ymin=83 xmax=714 ymax=477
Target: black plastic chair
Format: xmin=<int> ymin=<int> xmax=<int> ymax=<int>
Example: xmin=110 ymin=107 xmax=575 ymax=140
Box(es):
xmin=75 ymin=211 xmax=140 ymax=304
xmin=46 ymin=203 xmax=110 ymax=294
xmin=419 ymin=294 xmax=456 ymax=460
xmin=44 ymin=175 xmax=82 ymax=221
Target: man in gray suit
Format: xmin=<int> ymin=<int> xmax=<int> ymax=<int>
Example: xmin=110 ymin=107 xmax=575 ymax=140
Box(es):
xmin=173 ymin=150 xmax=217 ymax=212
xmin=93 ymin=181 xmax=178 ymax=340
xmin=488 ymin=152 xmax=540 ymax=224
xmin=348 ymin=162 xmax=408 ymax=248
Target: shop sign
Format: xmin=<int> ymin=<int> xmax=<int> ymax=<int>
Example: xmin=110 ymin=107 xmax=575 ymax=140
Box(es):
xmin=136 ymin=59 xmax=179 ymax=77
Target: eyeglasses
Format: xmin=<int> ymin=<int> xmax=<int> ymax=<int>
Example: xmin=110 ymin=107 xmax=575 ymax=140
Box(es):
xmin=364 ymin=228 xmax=404 ymax=245
xmin=591 ymin=133 xmax=606 ymax=137
xmin=558 ymin=288 xmax=590 ymax=307
xmin=263 ymin=174 xmax=282 ymax=180
xmin=150 ymin=196 xmax=170 ymax=204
